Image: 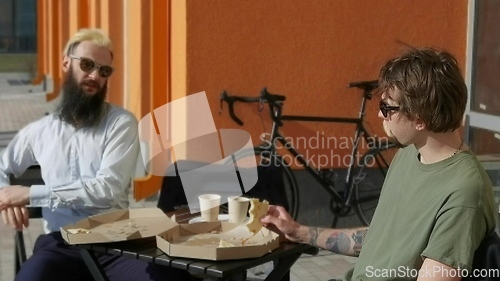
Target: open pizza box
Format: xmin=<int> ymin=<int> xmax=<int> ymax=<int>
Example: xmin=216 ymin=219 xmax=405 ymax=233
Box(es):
xmin=60 ymin=208 xmax=176 ymax=244
xmin=156 ymin=220 xmax=279 ymax=261
xmin=61 ymin=207 xmax=280 ymax=261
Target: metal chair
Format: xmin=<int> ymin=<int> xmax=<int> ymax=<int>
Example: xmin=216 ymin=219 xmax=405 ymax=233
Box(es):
xmin=8 ymin=165 xmax=44 ymax=274
xmin=463 ymin=231 xmax=500 ymax=281
xmin=326 ymin=232 xmax=500 ymax=281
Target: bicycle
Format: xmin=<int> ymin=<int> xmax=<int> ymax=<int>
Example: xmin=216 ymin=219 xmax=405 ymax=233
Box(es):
xmin=219 ymin=80 xmax=401 ymax=226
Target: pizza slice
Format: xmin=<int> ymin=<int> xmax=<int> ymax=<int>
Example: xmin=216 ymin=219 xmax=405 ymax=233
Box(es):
xmin=219 ymin=239 xmax=236 ymax=247
xmin=67 ymin=228 xmax=91 ymax=234
xmin=246 ymin=198 xmax=269 ymax=233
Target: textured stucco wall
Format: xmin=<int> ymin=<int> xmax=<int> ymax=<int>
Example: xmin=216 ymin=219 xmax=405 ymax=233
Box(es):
xmin=184 ymin=0 xmax=468 ymax=168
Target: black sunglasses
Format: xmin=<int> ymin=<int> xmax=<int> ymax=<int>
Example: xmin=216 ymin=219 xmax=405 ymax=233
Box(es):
xmin=69 ymin=55 xmax=114 ymax=78
xmin=379 ymin=100 xmax=400 ymax=118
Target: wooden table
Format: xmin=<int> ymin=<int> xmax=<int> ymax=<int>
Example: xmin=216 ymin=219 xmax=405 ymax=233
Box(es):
xmin=78 ymin=238 xmax=318 ymax=281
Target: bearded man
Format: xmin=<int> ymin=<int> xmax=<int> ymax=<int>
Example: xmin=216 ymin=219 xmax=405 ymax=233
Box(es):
xmin=0 ymin=29 xmax=196 ymax=281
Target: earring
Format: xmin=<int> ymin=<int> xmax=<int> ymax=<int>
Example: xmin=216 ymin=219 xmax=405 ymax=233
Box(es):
xmin=415 ymin=123 xmax=425 ymax=130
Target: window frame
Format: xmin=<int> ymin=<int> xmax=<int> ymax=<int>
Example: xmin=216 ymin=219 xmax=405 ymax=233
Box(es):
xmin=465 ymin=0 xmax=500 ymax=144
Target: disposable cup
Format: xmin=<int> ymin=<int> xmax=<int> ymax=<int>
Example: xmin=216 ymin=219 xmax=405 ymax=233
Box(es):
xmin=228 ymin=196 xmax=250 ymax=223
xmin=198 ymin=194 xmax=221 ymax=222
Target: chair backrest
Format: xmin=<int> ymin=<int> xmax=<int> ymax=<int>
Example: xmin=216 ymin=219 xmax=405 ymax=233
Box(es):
xmin=463 ymin=231 xmax=500 ymax=281
xmin=244 ymin=164 xmax=288 ymax=210
xmin=9 ymin=165 xmax=45 ymax=274
xmin=158 ymin=172 xmax=188 ymax=213
xmin=157 ymin=160 xmax=288 ymax=212
xmin=9 ymin=165 xmax=44 ymax=218
xmin=9 ymin=165 xmax=44 ymax=186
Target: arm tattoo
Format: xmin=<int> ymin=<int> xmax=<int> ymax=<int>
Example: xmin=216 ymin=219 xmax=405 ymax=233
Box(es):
xmin=325 ymin=232 xmax=351 ymax=255
xmin=308 ymin=227 xmax=320 ymax=247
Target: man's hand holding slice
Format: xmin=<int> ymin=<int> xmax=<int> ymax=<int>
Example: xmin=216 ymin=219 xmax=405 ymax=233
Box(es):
xmin=260 ymin=204 xmax=301 ymax=243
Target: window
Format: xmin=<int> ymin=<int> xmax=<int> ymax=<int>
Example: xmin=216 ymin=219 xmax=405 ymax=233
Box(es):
xmin=0 ymin=0 xmax=36 ymax=53
xmin=466 ymin=0 xmax=500 ymax=155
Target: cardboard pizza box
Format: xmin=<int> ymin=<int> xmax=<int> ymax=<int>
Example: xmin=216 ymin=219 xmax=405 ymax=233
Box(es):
xmin=156 ymin=220 xmax=279 ymax=261
xmin=60 ymin=207 xmax=280 ymax=260
xmin=60 ymin=208 xmax=176 ymax=244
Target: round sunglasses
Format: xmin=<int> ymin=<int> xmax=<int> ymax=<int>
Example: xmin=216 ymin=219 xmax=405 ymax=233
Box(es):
xmin=379 ymin=100 xmax=400 ymax=118
xmin=69 ymin=55 xmax=114 ymax=78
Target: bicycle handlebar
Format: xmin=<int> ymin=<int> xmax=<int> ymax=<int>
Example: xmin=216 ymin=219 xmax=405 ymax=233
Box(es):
xmin=220 ymin=90 xmax=259 ymax=125
xmin=260 ymin=88 xmax=286 ymax=126
xmin=219 ymin=88 xmax=286 ymax=126
xmin=220 ymin=81 xmax=377 ymax=126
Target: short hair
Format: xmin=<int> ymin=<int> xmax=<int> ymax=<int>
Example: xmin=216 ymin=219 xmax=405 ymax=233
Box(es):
xmin=63 ymin=28 xmax=113 ymax=58
xmin=378 ymin=48 xmax=468 ymax=133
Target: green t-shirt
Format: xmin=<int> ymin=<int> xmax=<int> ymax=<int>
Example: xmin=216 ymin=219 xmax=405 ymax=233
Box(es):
xmin=344 ymin=145 xmax=496 ymax=281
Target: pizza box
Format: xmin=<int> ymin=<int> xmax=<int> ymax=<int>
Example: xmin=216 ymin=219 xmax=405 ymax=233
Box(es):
xmin=156 ymin=220 xmax=280 ymax=261
xmin=60 ymin=208 xmax=177 ymax=244
xmin=60 ymin=207 xmax=280 ymax=261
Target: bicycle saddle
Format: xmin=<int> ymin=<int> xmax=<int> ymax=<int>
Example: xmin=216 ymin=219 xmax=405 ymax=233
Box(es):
xmin=348 ymin=80 xmax=378 ymax=91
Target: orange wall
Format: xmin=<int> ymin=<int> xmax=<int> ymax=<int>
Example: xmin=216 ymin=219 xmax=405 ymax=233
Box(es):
xmin=36 ymin=0 xmax=470 ymax=198
xmin=107 ymin=0 xmax=124 ymax=106
xmin=184 ymin=0 xmax=468 ymax=167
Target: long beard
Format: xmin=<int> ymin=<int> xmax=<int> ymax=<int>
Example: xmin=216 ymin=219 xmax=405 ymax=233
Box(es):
xmin=57 ymin=69 xmax=108 ymax=128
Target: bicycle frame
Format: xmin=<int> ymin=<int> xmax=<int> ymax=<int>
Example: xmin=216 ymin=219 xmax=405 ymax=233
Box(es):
xmin=261 ymin=95 xmax=382 ymax=208
xmin=220 ymin=81 xmax=397 ymax=218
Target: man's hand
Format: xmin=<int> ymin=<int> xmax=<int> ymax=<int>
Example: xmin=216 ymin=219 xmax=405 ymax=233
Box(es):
xmin=0 ymin=185 xmax=30 ymax=208
xmin=1 ymin=206 xmax=29 ymax=231
xmin=261 ymin=205 xmax=368 ymax=256
xmin=260 ymin=205 xmax=302 ymax=241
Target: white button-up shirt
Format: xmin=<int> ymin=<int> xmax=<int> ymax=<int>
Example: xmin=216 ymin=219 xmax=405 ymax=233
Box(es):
xmin=0 ymin=104 xmax=140 ymax=233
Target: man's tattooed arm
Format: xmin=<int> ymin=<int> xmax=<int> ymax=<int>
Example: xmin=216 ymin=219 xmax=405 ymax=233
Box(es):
xmin=299 ymin=227 xmax=368 ymax=257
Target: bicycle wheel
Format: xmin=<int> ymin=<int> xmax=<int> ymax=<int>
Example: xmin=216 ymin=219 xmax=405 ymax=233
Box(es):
xmin=225 ymin=146 xmax=300 ymax=220
xmin=353 ymin=143 xmax=400 ymax=226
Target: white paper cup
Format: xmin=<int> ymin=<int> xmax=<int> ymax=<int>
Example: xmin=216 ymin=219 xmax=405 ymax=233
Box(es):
xmin=228 ymin=196 xmax=250 ymax=223
xmin=198 ymin=194 xmax=221 ymax=222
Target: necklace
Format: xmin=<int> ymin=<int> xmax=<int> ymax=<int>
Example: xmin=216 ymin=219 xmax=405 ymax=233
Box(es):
xmin=450 ymin=139 xmax=464 ymax=157
xmin=420 ymin=139 xmax=465 ymax=164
